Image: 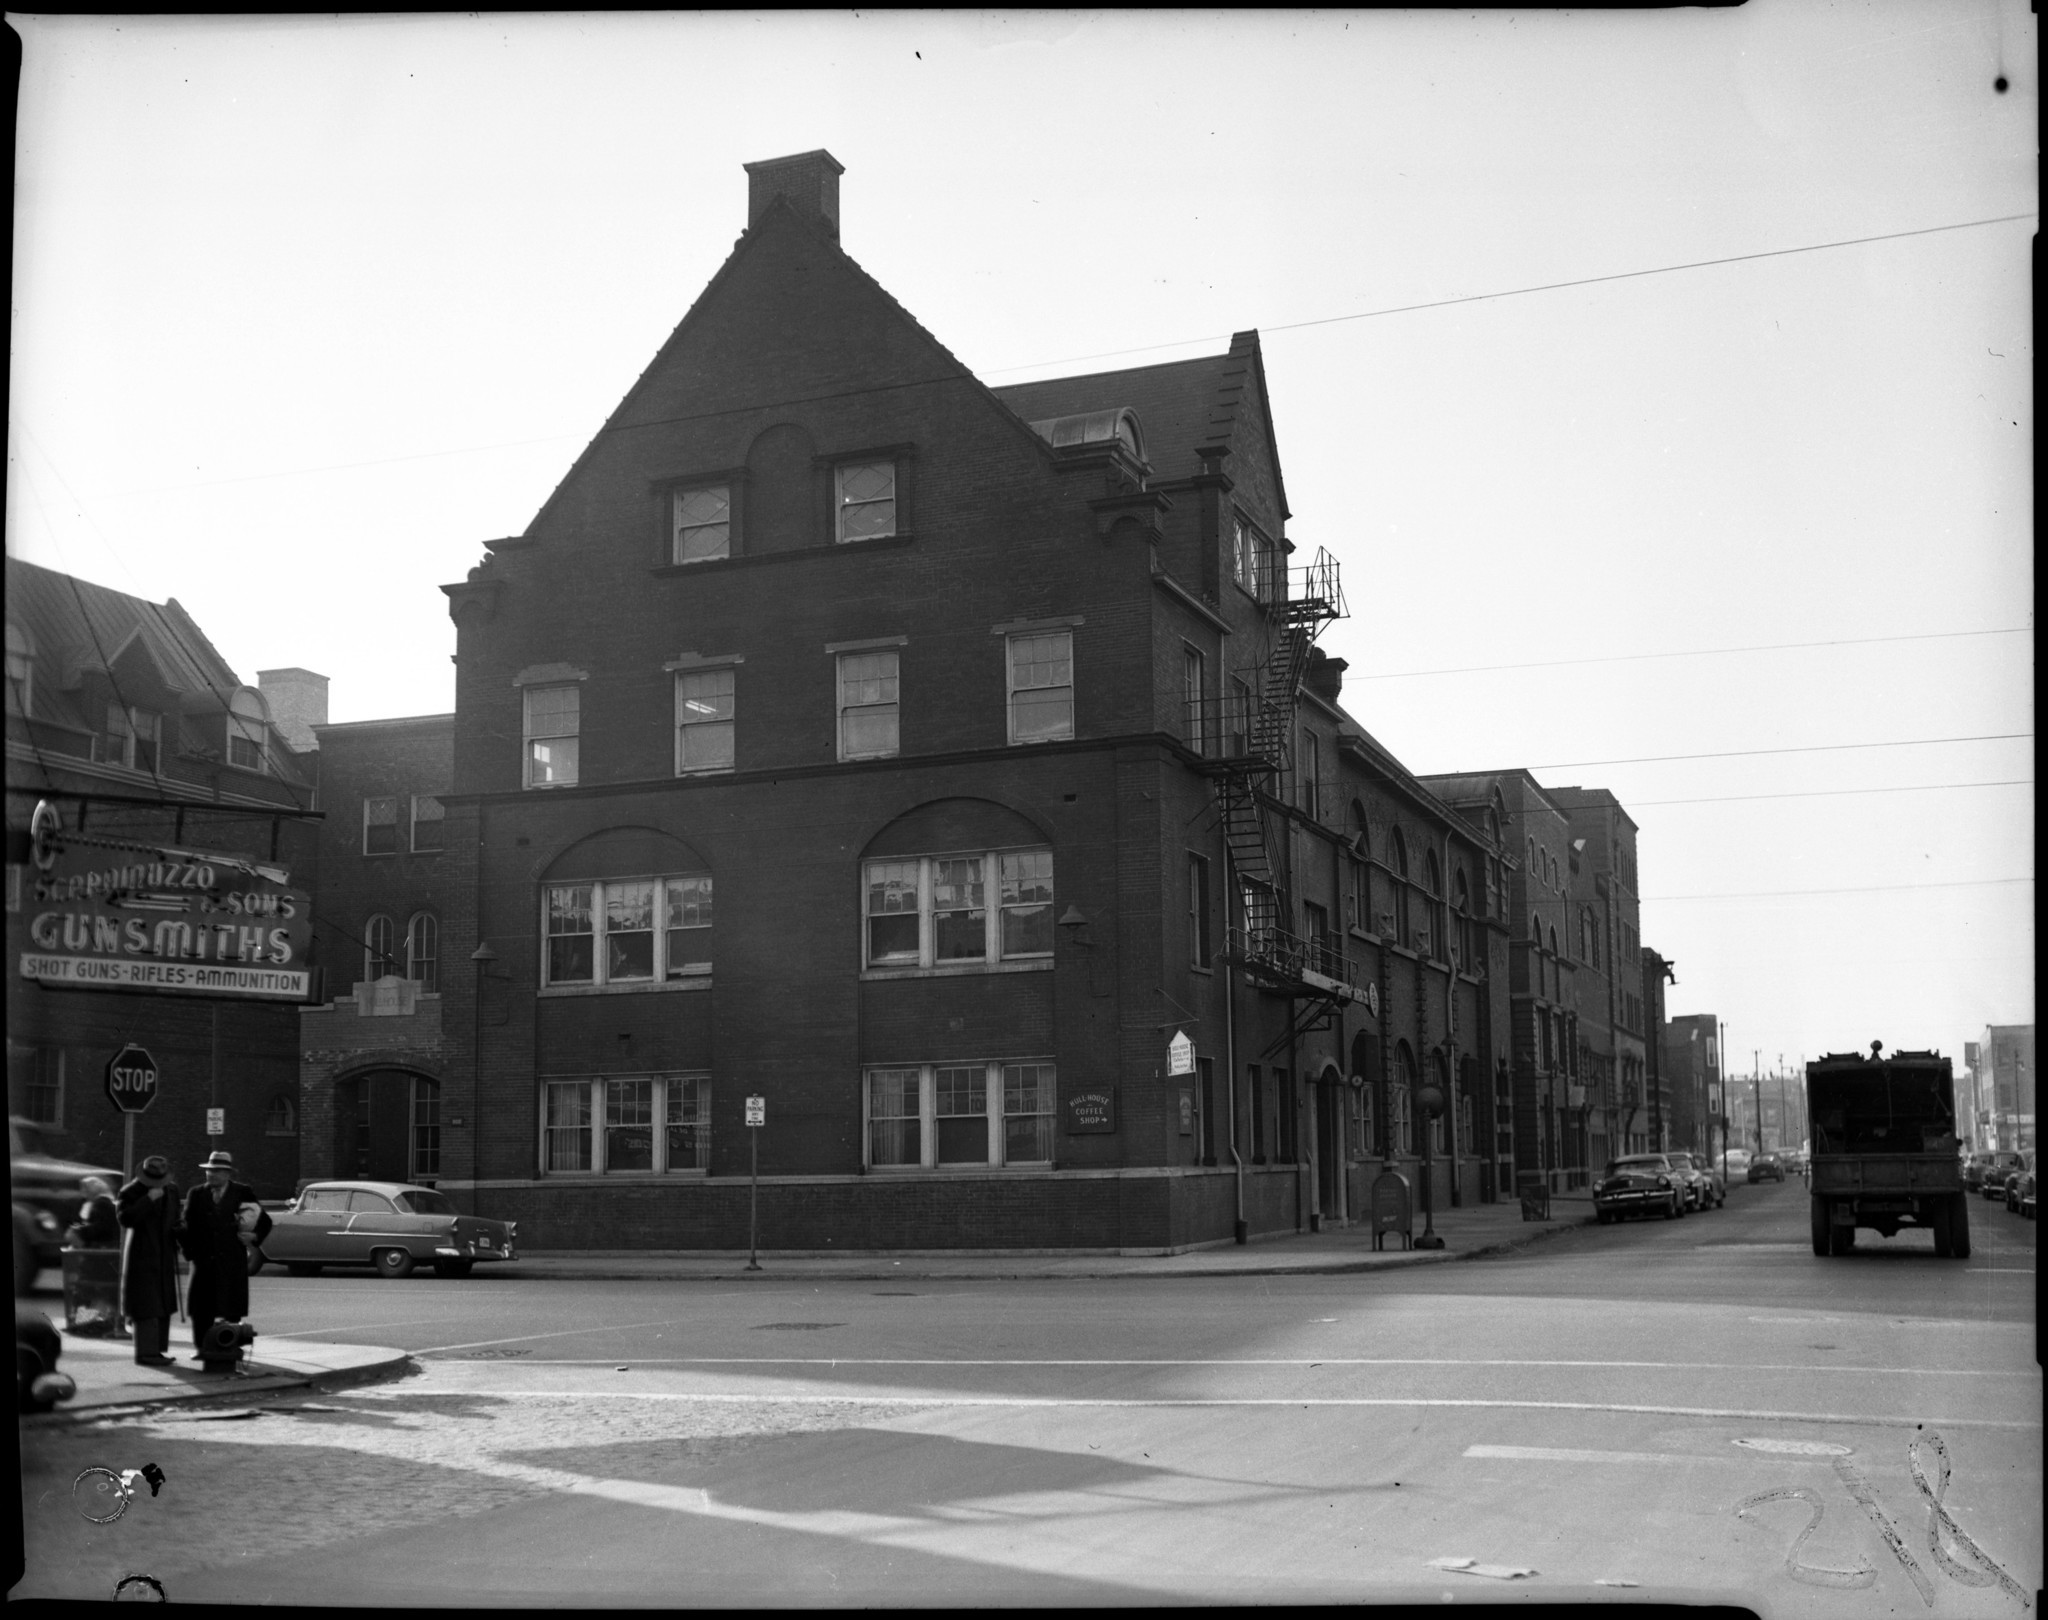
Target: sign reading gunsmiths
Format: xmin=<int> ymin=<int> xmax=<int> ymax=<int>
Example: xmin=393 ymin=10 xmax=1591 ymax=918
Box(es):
xmin=18 ymin=844 xmax=312 ymax=1002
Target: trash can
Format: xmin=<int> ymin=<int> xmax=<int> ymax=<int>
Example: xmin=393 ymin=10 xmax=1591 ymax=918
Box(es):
xmin=59 ymin=1246 xmax=123 ymax=1337
xmin=1516 ymin=1171 xmax=1551 ymax=1223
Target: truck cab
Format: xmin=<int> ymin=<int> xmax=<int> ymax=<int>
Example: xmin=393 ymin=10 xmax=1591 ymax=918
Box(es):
xmin=1806 ymin=1044 xmax=1968 ymax=1258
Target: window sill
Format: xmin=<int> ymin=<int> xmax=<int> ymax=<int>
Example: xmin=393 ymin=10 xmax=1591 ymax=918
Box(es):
xmin=674 ymin=767 xmax=735 ymax=778
xmin=650 ymin=533 xmax=914 ymax=577
xmin=538 ymin=978 xmax=713 ymax=998
xmin=859 ymin=959 xmax=1055 ymax=982
xmin=862 ymin=1162 xmax=1056 ymax=1175
xmin=539 ymin=1169 xmax=710 ymax=1180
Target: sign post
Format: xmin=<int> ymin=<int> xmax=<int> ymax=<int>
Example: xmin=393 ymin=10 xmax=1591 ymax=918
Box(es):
xmin=744 ymin=1095 xmax=765 ymax=1272
xmin=105 ymin=1044 xmax=160 ymax=1181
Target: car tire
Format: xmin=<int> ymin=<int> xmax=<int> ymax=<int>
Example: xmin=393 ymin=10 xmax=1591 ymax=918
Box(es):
xmin=285 ymin=1264 xmax=322 ymax=1278
xmin=1810 ymin=1196 xmax=1830 ymax=1256
xmin=1664 ymin=1195 xmax=1681 ymax=1220
xmin=1949 ymin=1193 xmax=1971 ymax=1259
xmin=12 ymin=1232 xmax=33 ymax=1298
xmin=431 ymin=1260 xmax=474 ymax=1279
xmin=372 ymin=1247 xmax=415 ymax=1280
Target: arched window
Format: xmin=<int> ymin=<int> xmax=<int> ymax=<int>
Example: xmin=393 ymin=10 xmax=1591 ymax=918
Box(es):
xmin=363 ymin=914 xmax=397 ymax=981
xmin=1353 ymin=1080 xmax=1375 ymax=1160
xmin=1391 ymin=1042 xmax=1415 ymax=1155
xmin=411 ymin=1077 xmax=441 ymax=1179
xmin=1430 ymin=1051 xmax=1451 ymax=1155
xmin=1391 ymin=829 xmax=1411 ymax=947
xmin=1452 ymin=869 xmax=1471 ymax=971
xmin=1527 ymin=836 xmax=1536 ymax=873
xmin=1549 ymin=924 xmax=1559 ymax=961
xmin=406 ymin=912 xmax=439 ymax=992
xmin=1424 ymin=851 xmax=1444 ymax=960
xmin=226 ymin=688 xmax=271 ymax=774
xmin=264 ymin=1094 xmax=296 ymax=1136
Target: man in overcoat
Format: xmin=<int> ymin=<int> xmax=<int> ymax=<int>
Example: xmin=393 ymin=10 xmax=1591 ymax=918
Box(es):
xmin=179 ymin=1151 xmax=271 ymax=1361
xmin=116 ymin=1156 xmax=182 ymax=1366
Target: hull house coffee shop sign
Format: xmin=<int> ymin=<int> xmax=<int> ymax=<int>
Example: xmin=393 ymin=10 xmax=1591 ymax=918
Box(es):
xmin=20 ymin=825 xmax=313 ymax=1002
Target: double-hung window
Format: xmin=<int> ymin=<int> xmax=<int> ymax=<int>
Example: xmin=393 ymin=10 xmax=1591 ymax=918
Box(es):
xmin=672 ymin=485 xmax=731 ymax=564
xmin=1181 ymin=644 xmax=1205 ymax=754
xmin=863 ymin=1060 xmax=1056 ymax=1169
xmin=862 ymin=848 xmax=1053 ymax=970
xmin=676 ymin=669 xmax=735 ymax=774
xmin=363 ymin=914 xmax=398 ymax=981
xmin=542 ymin=1074 xmax=711 ymax=1173
xmin=405 ymin=912 xmax=438 ymax=991
xmin=837 ymin=651 xmax=899 ymax=760
xmin=543 ymin=873 xmax=713 ymax=988
xmin=1299 ymin=729 xmax=1320 ymax=819
xmin=411 ymin=795 xmax=445 ymax=852
xmin=524 ymin=685 xmax=580 ymax=788
xmin=1007 ymin=631 xmax=1073 ymax=743
xmin=835 ymin=462 xmax=896 ymax=542
xmin=103 ymin=706 xmax=160 ymax=772
xmin=1187 ymin=853 xmax=1211 ymax=969
xmin=363 ymin=796 xmax=398 ymax=855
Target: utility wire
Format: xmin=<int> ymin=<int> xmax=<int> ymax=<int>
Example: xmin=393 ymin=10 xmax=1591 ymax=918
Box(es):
xmin=1644 ymin=876 xmax=2031 ymax=902
xmin=1353 ymin=626 xmax=2031 ymax=682
xmin=1527 ymin=732 xmax=2032 ymax=771
xmin=1628 ymin=779 xmax=2033 ymax=809
xmin=982 ymin=210 xmax=2037 ymax=376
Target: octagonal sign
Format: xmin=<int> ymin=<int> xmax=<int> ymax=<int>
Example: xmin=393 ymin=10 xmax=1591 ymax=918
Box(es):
xmin=105 ymin=1045 xmax=160 ymax=1114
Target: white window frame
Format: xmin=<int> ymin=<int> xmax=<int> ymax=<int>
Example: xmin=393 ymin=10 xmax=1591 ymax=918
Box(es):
xmin=672 ymin=483 xmax=732 ymax=564
xmin=226 ymin=705 xmax=268 ymax=773
xmin=834 ymin=461 xmax=897 ymax=543
xmin=541 ymin=873 xmax=713 ymax=991
xmin=837 ymin=650 xmax=900 ymax=761
xmin=363 ymin=796 xmax=399 ymax=855
xmin=363 ymin=913 xmax=398 ymax=981
xmin=524 ymin=684 xmax=580 ymax=789
xmin=540 ymin=1074 xmax=711 ymax=1175
xmin=1006 ymin=630 xmax=1073 ymax=744
xmin=860 ymin=848 xmax=1053 ymax=972
xmin=406 ymin=911 xmax=438 ymax=992
xmin=862 ymin=1060 xmax=1056 ymax=1170
xmin=410 ymin=795 xmax=445 ymax=853
xmin=675 ymin=667 xmax=736 ymax=775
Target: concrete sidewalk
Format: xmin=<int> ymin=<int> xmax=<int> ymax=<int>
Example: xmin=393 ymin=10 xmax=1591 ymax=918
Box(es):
xmin=23 ymin=1324 xmax=411 ymax=1425
xmin=501 ymin=1188 xmax=1604 ymax=1281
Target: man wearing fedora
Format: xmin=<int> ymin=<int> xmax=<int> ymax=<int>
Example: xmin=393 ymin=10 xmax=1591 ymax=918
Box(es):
xmin=116 ymin=1156 xmax=183 ymax=1367
xmin=178 ymin=1151 xmax=271 ymax=1364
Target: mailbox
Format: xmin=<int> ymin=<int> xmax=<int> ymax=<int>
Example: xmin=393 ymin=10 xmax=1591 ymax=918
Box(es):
xmin=1371 ymin=1168 xmax=1412 ymax=1250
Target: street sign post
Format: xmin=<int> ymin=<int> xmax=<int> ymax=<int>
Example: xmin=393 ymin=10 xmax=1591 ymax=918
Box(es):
xmin=745 ymin=1096 xmax=765 ymax=1271
xmin=105 ymin=1044 xmax=159 ymax=1181
xmin=205 ymin=1109 xmax=224 ymax=1136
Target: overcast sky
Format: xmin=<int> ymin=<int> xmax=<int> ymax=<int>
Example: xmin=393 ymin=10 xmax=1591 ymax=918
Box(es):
xmin=8 ymin=6 xmax=2035 ymax=1087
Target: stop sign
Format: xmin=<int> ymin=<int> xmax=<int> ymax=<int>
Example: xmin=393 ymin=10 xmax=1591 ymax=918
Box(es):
xmin=105 ymin=1045 xmax=160 ymax=1114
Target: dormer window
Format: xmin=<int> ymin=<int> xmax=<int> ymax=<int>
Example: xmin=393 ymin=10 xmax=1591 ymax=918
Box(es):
xmin=227 ymin=689 xmax=270 ymax=774
xmin=102 ymin=705 xmax=160 ymax=772
xmin=835 ymin=462 xmax=896 ymax=542
xmin=672 ymin=485 xmax=732 ymax=564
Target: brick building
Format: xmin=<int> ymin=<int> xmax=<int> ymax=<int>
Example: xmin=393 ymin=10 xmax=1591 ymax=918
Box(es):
xmin=1660 ymin=1011 xmax=1723 ymax=1163
xmin=393 ymin=151 xmax=1522 ymax=1250
xmin=5 ymin=559 xmax=319 ymax=1198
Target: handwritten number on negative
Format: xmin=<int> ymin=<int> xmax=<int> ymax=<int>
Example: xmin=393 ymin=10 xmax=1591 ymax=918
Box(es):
xmin=1735 ymin=1487 xmax=1878 ymax=1590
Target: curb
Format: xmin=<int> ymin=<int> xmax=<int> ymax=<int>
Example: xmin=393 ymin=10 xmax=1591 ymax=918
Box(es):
xmin=23 ymin=1349 xmax=414 ymax=1428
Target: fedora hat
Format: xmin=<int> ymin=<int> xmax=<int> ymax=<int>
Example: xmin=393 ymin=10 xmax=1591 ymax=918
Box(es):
xmin=138 ymin=1155 xmax=170 ymax=1184
xmin=198 ymin=1150 xmax=236 ymax=1174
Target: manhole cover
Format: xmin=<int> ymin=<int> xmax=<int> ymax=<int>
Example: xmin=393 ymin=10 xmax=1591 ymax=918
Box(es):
xmin=460 ymin=1348 xmax=531 ymax=1359
xmin=751 ymin=1322 xmax=845 ymax=1331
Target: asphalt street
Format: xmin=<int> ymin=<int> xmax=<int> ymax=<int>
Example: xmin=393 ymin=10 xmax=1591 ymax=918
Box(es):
xmin=15 ymin=1179 xmax=2038 ymax=1610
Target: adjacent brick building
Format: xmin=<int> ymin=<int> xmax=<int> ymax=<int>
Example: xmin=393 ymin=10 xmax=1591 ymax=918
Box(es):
xmin=6 ymin=559 xmax=319 ymax=1198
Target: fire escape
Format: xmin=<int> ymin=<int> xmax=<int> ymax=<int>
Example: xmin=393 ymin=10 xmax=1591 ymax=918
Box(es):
xmin=1194 ymin=547 xmax=1363 ymax=1047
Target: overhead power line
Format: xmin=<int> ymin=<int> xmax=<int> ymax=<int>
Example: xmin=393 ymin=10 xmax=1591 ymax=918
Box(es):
xmin=1527 ymin=732 xmax=2032 ymax=771
xmin=1629 ymin=779 xmax=2034 ymax=809
xmin=983 ymin=210 xmax=2036 ymax=376
xmin=1354 ymin=626 xmax=2031 ymax=682
xmin=1644 ymin=877 xmax=2032 ymax=902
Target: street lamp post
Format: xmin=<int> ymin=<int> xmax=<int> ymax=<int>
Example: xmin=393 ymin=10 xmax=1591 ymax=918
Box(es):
xmin=470 ymin=940 xmax=499 ymax=1217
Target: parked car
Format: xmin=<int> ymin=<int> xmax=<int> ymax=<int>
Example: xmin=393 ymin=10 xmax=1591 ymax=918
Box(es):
xmin=1667 ymin=1151 xmax=1716 ymax=1210
xmin=2001 ymin=1150 xmax=2034 ymax=1214
xmin=1594 ymin=1154 xmax=1685 ymax=1223
xmin=1747 ymin=1154 xmax=1787 ymax=1183
xmin=10 ymin=1118 xmax=123 ymax=1295
xmin=1977 ymin=1150 xmax=2024 ymax=1198
xmin=259 ymin=1181 xmax=518 ymax=1278
xmin=1695 ymin=1155 xmax=1728 ymax=1208
xmin=1722 ymin=1149 xmax=1752 ymax=1179
xmin=1961 ymin=1152 xmax=1989 ymax=1192
xmin=2014 ymin=1155 xmax=2036 ymax=1220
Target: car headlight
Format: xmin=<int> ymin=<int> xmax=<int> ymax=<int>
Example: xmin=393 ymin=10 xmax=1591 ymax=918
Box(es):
xmin=1656 ymin=1176 xmax=1671 ymax=1187
xmin=35 ymin=1210 xmax=59 ymax=1233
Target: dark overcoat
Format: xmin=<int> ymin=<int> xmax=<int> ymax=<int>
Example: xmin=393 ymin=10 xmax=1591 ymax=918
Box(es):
xmin=179 ymin=1181 xmax=271 ymax=1325
xmin=116 ymin=1180 xmax=182 ymax=1320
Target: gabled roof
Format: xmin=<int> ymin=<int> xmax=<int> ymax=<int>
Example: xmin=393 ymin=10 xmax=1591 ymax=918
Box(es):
xmin=6 ymin=558 xmax=239 ymax=698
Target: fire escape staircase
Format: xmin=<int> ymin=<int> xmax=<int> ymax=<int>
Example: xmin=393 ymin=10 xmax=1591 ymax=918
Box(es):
xmin=1194 ymin=548 xmax=1363 ymax=1029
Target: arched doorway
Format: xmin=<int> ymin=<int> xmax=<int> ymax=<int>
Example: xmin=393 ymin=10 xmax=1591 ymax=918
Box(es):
xmin=333 ymin=1069 xmax=441 ymax=1185
xmin=1315 ymin=1062 xmax=1344 ymax=1221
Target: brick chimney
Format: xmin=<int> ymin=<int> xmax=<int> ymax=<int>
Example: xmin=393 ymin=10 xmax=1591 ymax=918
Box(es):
xmin=257 ymin=667 xmax=329 ymax=754
xmin=743 ymin=150 xmax=844 ymax=240
xmin=1304 ymin=649 xmax=1346 ymax=706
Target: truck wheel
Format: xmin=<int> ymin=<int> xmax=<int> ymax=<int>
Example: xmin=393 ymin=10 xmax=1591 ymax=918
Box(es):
xmin=1810 ymin=1196 xmax=1830 ymax=1255
xmin=1931 ymin=1200 xmax=1953 ymax=1258
xmin=1829 ymin=1221 xmax=1856 ymax=1255
xmin=1948 ymin=1193 xmax=1971 ymax=1259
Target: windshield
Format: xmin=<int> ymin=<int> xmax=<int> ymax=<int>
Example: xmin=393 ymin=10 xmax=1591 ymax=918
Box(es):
xmin=1605 ymin=1157 xmax=1667 ymax=1174
xmin=397 ymin=1190 xmax=457 ymax=1216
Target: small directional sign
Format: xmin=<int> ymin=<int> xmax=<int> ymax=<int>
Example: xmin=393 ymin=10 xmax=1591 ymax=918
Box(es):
xmin=745 ymin=1095 xmax=765 ymax=1128
xmin=105 ymin=1045 xmax=160 ymax=1115
xmin=1166 ymin=1029 xmax=1195 ymax=1077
